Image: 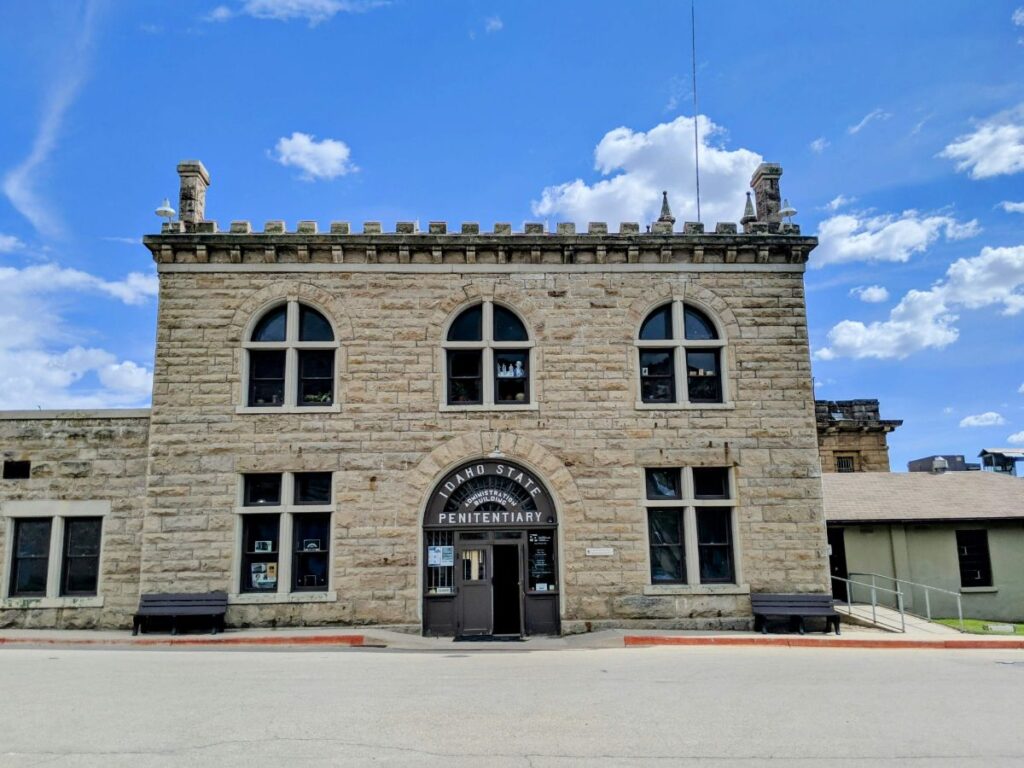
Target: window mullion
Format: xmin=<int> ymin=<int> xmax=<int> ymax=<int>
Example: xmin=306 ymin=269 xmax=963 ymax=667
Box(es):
xmin=47 ymin=517 xmax=64 ymax=599
xmin=279 ymin=511 xmax=294 ymax=594
xmin=286 ymin=301 xmax=299 ymax=343
xmin=683 ymin=506 xmax=700 ymax=586
xmin=286 ymin=347 xmax=298 ymax=407
xmin=483 ymin=347 xmax=494 ymax=405
xmin=482 ymin=301 xmax=494 ymax=344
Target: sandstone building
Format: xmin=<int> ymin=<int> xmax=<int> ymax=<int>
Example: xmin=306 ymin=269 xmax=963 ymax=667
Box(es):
xmin=815 ymin=399 xmax=902 ymax=473
xmin=0 ymin=161 xmax=830 ymax=635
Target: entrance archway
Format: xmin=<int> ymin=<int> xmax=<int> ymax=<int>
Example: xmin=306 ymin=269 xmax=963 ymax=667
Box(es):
xmin=422 ymin=460 xmax=559 ymax=637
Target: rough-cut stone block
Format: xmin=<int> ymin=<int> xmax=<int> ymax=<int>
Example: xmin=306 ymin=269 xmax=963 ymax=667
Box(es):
xmin=493 ymin=223 xmax=512 ymax=235
xmin=651 ymin=222 xmax=673 ymax=234
xmin=196 ymin=221 xmax=218 ymax=233
xmin=683 ymin=221 xmax=704 ymax=234
xmin=461 ymin=222 xmax=479 ymax=234
xmin=264 ymin=221 xmax=286 ymax=234
xmin=620 ymin=222 xmax=640 ymax=234
xmin=396 ymin=222 xmax=416 ymax=234
xmin=556 ymin=223 xmax=576 ymax=235
xmin=363 ymin=222 xmax=382 ymax=234
xmin=297 ymin=220 xmax=318 ymax=234
xmin=229 ymin=221 xmax=252 ymax=234
xmin=524 ymin=223 xmax=545 ymax=234
xmin=428 ymin=221 xmax=447 ymax=234
xmin=330 ymin=221 xmax=350 ymax=234
xmin=715 ymin=222 xmax=738 ymax=234
xmin=588 ymin=222 xmax=608 ymax=234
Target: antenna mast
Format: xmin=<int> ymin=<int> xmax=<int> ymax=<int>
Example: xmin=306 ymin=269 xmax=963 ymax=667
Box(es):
xmin=691 ymin=0 xmax=701 ymax=223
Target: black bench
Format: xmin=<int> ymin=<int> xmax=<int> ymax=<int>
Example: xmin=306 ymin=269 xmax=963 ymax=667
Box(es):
xmin=750 ymin=593 xmax=840 ymax=635
xmin=132 ymin=592 xmax=228 ymax=636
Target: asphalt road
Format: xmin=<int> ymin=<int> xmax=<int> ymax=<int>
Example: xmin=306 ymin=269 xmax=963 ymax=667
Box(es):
xmin=1 ymin=645 xmax=1022 ymax=766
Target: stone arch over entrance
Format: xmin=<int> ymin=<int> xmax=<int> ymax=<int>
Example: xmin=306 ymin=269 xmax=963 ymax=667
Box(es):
xmin=407 ymin=432 xmax=581 ymax=638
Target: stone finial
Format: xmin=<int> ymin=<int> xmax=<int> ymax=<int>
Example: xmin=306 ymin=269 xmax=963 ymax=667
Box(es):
xmin=363 ymin=221 xmax=382 ymax=234
xmin=657 ymin=190 xmax=676 ymax=226
xmin=587 ymin=222 xmax=608 ymax=234
xmin=230 ymin=221 xmax=252 ymax=234
xmin=264 ymin=220 xmax=286 ymax=234
xmin=494 ymin=223 xmax=512 ymax=235
xmin=715 ymin=222 xmax=738 ymax=234
xmin=620 ymin=222 xmax=640 ymax=234
xmin=461 ymin=222 xmax=480 ymax=234
xmin=396 ymin=221 xmax=416 ymax=234
xmin=177 ymin=160 xmax=210 ymax=229
xmin=330 ymin=221 xmax=350 ymax=234
xmin=556 ymin=222 xmax=576 ymax=235
xmin=751 ymin=162 xmax=783 ymax=223
xmin=428 ymin=221 xmax=447 ymax=234
xmin=524 ymin=223 xmax=545 ymax=234
xmin=297 ymin=220 xmax=318 ymax=234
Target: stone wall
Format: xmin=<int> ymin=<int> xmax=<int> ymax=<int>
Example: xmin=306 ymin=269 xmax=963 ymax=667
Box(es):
xmin=142 ymin=264 xmax=829 ymax=631
xmin=0 ymin=412 xmax=150 ymax=629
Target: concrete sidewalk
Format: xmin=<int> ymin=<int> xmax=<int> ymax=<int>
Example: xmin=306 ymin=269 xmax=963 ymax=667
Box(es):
xmin=1 ymin=621 xmax=1022 ymax=651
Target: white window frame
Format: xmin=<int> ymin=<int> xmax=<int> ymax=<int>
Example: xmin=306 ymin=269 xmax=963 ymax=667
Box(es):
xmin=1 ymin=500 xmax=108 ymax=608
xmin=641 ymin=467 xmax=747 ymax=596
xmin=238 ymin=300 xmax=341 ymax=414
xmin=440 ymin=300 xmax=538 ymax=412
xmin=231 ymin=472 xmax=337 ymax=604
xmin=635 ymin=300 xmax=732 ymax=410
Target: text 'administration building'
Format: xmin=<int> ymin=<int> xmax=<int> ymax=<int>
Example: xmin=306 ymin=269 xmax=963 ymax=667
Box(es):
xmin=0 ymin=161 xmax=829 ymax=635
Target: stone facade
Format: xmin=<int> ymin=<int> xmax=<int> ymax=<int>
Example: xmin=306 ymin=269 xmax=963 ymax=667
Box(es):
xmin=815 ymin=399 xmax=902 ymax=473
xmin=0 ymin=160 xmax=831 ymax=632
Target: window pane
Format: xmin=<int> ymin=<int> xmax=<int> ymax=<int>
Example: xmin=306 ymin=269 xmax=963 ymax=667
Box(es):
xmin=697 ymin=508 xmax=734 ymax=584
xmin=15 ymin=519 xmax=51 ymax=557
xmin=684 ymin=306 xmax=718 ymax=340
xmin=494 ymin=305 xmax=528 ymax=341
xmin=697 ymin=508 xmax=730 ymax=544
xmin=426 ymin=530 xmax=455 ymax=595
xmin=449 ymin=350 xmax=481 ymax=377
xmin=295 ymin=472 xmax=332 ymax=505
xmin=11 ymin=519 xmax=51 ymax=596
xmin=251 ymin=350 xmax=285 ymax=378
xmin=693 ymin=468 xmax=730 ymax=499
xmin=495 ymin=350 xmax=528 ymax=404
xmin=298 ymin=350 xmax=334 ymax=406
xmin=640 ymin=349 xmax=675 ymax=403
xmin=461 ymin=549 xmax=487 ymax=581
xmin=299 ymin=305 xmax=333 ymax=342
xmin=639 ymin=304 xmax=672 ymax=340
xmin=62 ymin=518 xmax=102 ymax=596
xmin=293 ymin=513 xmax=330 ymax=591
xmin=64 ymin=558 xmax=99 ymax=595
xmin=244 ymin=474 xmax=281 ymax=506
xmin=65 ymin=518 xmax=101 ymax=557
xmin=13 ymin=559 xmax=48 ymax=595
xmin=241 ymin=515 xmax=280 ymax=593
xmin=648 ymin=509 xmax=682 ymax=545
xmin=248 ymin=350 xmax=285 ymax=407
xmin=648 ymin=510 xmax=685 ymax=585
xmin=447 ymin=305 xmax=483 ymax=341
xmin=686 ymin=349 xmax=722 ymax=403
xmin=645 ymin=469 xmax=681 ymax=500
xmin=956 ymin=530 xmax=992 ymax=588
xmin=251 ymin=306 xmax=287 ymax=342
xmin=447 ymin=350 xmax=482 ymax=404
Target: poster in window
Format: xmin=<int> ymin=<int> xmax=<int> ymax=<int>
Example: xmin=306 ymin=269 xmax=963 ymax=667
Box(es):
xmin=427 ymin=545 xmax=455 ymax=567
xmin=528 ymin=532 xmax=555 ymax=592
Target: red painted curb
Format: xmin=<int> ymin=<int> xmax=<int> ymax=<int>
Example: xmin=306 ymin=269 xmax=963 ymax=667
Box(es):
xmin=0 ymin=634 xmax=369 ymax=649
xmin=624 ymin=635 xmax=1024 ymax=650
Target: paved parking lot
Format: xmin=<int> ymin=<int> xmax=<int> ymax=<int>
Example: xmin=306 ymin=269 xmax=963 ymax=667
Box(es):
xmin=2 ymin=645 xmax=1022 ymax=766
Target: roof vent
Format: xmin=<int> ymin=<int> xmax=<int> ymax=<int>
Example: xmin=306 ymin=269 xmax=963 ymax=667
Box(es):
xmin=931 ymin=456 xmax=949 ymax=474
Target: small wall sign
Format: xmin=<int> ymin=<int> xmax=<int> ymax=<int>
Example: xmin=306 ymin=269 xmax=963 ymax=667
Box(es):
xmin=586 ymin=547 xmax=614 ymax=557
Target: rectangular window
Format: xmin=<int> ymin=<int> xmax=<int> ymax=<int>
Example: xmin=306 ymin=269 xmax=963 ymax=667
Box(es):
xmin=2 ymin=460 xmax=31 ymax=480
xmin=686 ymin=349 xmax=721 ymax=403
xmin=244 ymin=474 xmax=282 ymax=506
xmin=640 ymin=349 xmax=675 ymax=403
xmin=835 ymin=456 xmax=856 ymax=473
xmin=10 ymin=518 xmax=52 ymax=597
xmin=956 ymin=530 xmax=992 ymax=588
xmin=494 ymin=350 xmax=529 ymax=404
xmin=293 ymin=513 xmax=330 ymax=591
xmin=240 ymin=515 xmax=280 ymax=593
xmin=248 ymin=350 xmax=286 ymax=406
xmin=61 ymin=517 xmax=102 ymax=596
xmin=294 ymin=472 xmax=332 ymax=505
xmin=644 ymin=467 xmax=736 ymax=586
xmin=297 ymin=349 xmax=334 ymax=406
xmin=447 ymin=350 xmax=482 ymax=405
xmin=425 ymin=530 xmax=455 ymax=595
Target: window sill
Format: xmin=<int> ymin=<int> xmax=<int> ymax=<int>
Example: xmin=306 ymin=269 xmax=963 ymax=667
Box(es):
xmin=236 ymin=404 xmax=341 ymax=415
xmin=0 ymin=596 xmax=104 ymax=609
xmin=635 ymin=402 xmax=735 ymax=411
xmin=228 ymin=591 xmax=337 ymax=605
xmin=642 ymin=584 xmax=750 ymax=597
xmin=440 ymin=403 xmax=539 ymax=413
xmin=960 ymin=586 xmax=998 ymax=594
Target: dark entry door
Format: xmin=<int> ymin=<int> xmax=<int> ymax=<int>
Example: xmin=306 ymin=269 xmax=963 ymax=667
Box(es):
xmin=457 ymin=546 xmax=491 ymax=636
xmin=827 ymin=527 xmax=848 ymax=602
xmin=492 ymin=544 xmax=522 ymax=635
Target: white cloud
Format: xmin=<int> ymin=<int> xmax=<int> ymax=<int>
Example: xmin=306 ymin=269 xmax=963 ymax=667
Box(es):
xmin=850 ymin=285 xmax=889 ymax=303
xmin=809 ymin=137 xmax=829 ymax=154
xmin=1008 ymin=431 xmax=1024 ymax=445
xmin=815 ymin=245 xmax=1024 ymax=360
xmin=812 ymin=209 xmax=980 ymax=268
xmin=2 ymin=2 xmax=99 ymax=238
xmin=847 ymin=108 xmax=891 ymax=135
xmin=940 ymin=107 xmax=1024 ymax=179
xmin=1014 ymin=7 xmax=1024 ymax=26
xmin=1000 ymin=201 xmax=1024 ymax=213
xmin=959 ymin=412 xmax=1006 ymax=428
xmin=0 ymin=261 xmax=156 ymax=409
xmin=943 ymin=406 xmax=955 ymax=415
xmin=824 ymin=194 xmax=855 ymax=212
xmin=531 ymin=115 xmax=762 ymax=226
xmin=485 ymin=15 xmax=503 ymax=33
xmin=273 ymin=132 xmax=356 ymax=180
xmin=209 ymin=0 xmax=387 ymax=25
xmin=0 ymin=234 xmax=25 ymax=253
xmin=1019 ymin=382 xmax=1024 ymax=394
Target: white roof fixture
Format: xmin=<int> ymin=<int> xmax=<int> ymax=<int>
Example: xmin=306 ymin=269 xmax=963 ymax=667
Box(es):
xmin=932 ymin=456 xmax=949 ymax=474
xmin=779 ymin=198 xmax=797 ymax=222
xmin=155 ymin=198 xmax=176 ymax=221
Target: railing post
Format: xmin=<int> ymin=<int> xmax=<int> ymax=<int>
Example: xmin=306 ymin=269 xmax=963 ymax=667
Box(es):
xmin=957 ymin=595 xmax=964 ymax=633
xmin=897 ymin=590 xmax=905 ymax=632
xmin=871 ymin=584 xmax=877 ymax=625
xmin=924 ymin=589 xmax=931 ymax=621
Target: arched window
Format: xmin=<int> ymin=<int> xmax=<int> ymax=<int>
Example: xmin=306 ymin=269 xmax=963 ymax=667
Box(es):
xmin=244 ymin=301 xmax=337 ymax=409
xmin=443 ymin=301 xmax=533 ymax=407
xmin=636 ymin=301 xmax=725 ymax=406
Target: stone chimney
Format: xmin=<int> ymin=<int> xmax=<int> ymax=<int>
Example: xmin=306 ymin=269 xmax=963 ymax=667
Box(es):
xmin=751 ymin=162 xmax=783 ymax=224
xmin=177 ymin=161 xmax=210 ymax=230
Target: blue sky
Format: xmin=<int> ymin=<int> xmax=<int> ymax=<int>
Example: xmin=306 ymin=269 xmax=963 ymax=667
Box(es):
xmin=1 ymin=0 xmax=1023 ymax=471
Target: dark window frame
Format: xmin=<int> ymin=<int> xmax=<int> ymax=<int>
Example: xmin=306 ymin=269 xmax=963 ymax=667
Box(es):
xmin=835 ymin=456 xmax=856 ymax=473
xmin=9 ymin=518 xmax=52 ymax=597
xmin=637 ymin=302 xmax=725 ymax=406
xmin=955 ymin=529 xmax=992 ymax=588
xmin=444 ymin=301 xmax=533 ymax=408
xmin=60 ymin=517 xmax=102 ymax=596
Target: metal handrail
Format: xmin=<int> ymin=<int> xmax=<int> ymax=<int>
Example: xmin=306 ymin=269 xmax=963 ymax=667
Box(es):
xmin=831 ymin=574 xmax=905 ymax=632
xmin=844 ymin=572 xmax=965 ymax=632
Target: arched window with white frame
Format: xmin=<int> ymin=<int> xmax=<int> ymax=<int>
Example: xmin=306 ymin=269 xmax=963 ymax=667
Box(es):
xmin=636 ymin=301 xmax=726 ymax=406
xmin=443 ymin=301 xmax=534 ymax=407
xmin=244 ymin=301 xmax=338 ymax=409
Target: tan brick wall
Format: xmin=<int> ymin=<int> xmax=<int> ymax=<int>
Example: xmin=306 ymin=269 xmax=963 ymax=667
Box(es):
xmin=0 ymin=415 xmax=150 ymax=629
xmin=142 ymin=267 xmax=829 ymax=631
xmin=819 ymin=431 xmax=892 ymax=473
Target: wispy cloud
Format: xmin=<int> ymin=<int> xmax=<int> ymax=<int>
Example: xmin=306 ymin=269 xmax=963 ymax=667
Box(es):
xmin=1000 ymin=201 xmax=1024 ymax=213
xmin=1009 ymin=431 xmax=1024 ymax=445
xmin=272 ymin=132 xmax=357 ymax=180
xmin=959 ymin=412 xmax=1006 ymax=428
xmin=849 ymin=285 xmax=890 ymax=303
xmin=484 ymin=15 xmax=503 ymax=33
xmin=809 ymin=137 xmax=829 ymax=154
xmin=0 ymin=234 xmax=25 ymax=253
xmin=847 ymin=108 xmax=891 ymax=135
xmin=823 ymin=194 xmax=855 ymax=212
xmin=206 ymin=0 xmax=388 ymax=26
xmin=2 ymin=2 xmax=100 ymax=239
